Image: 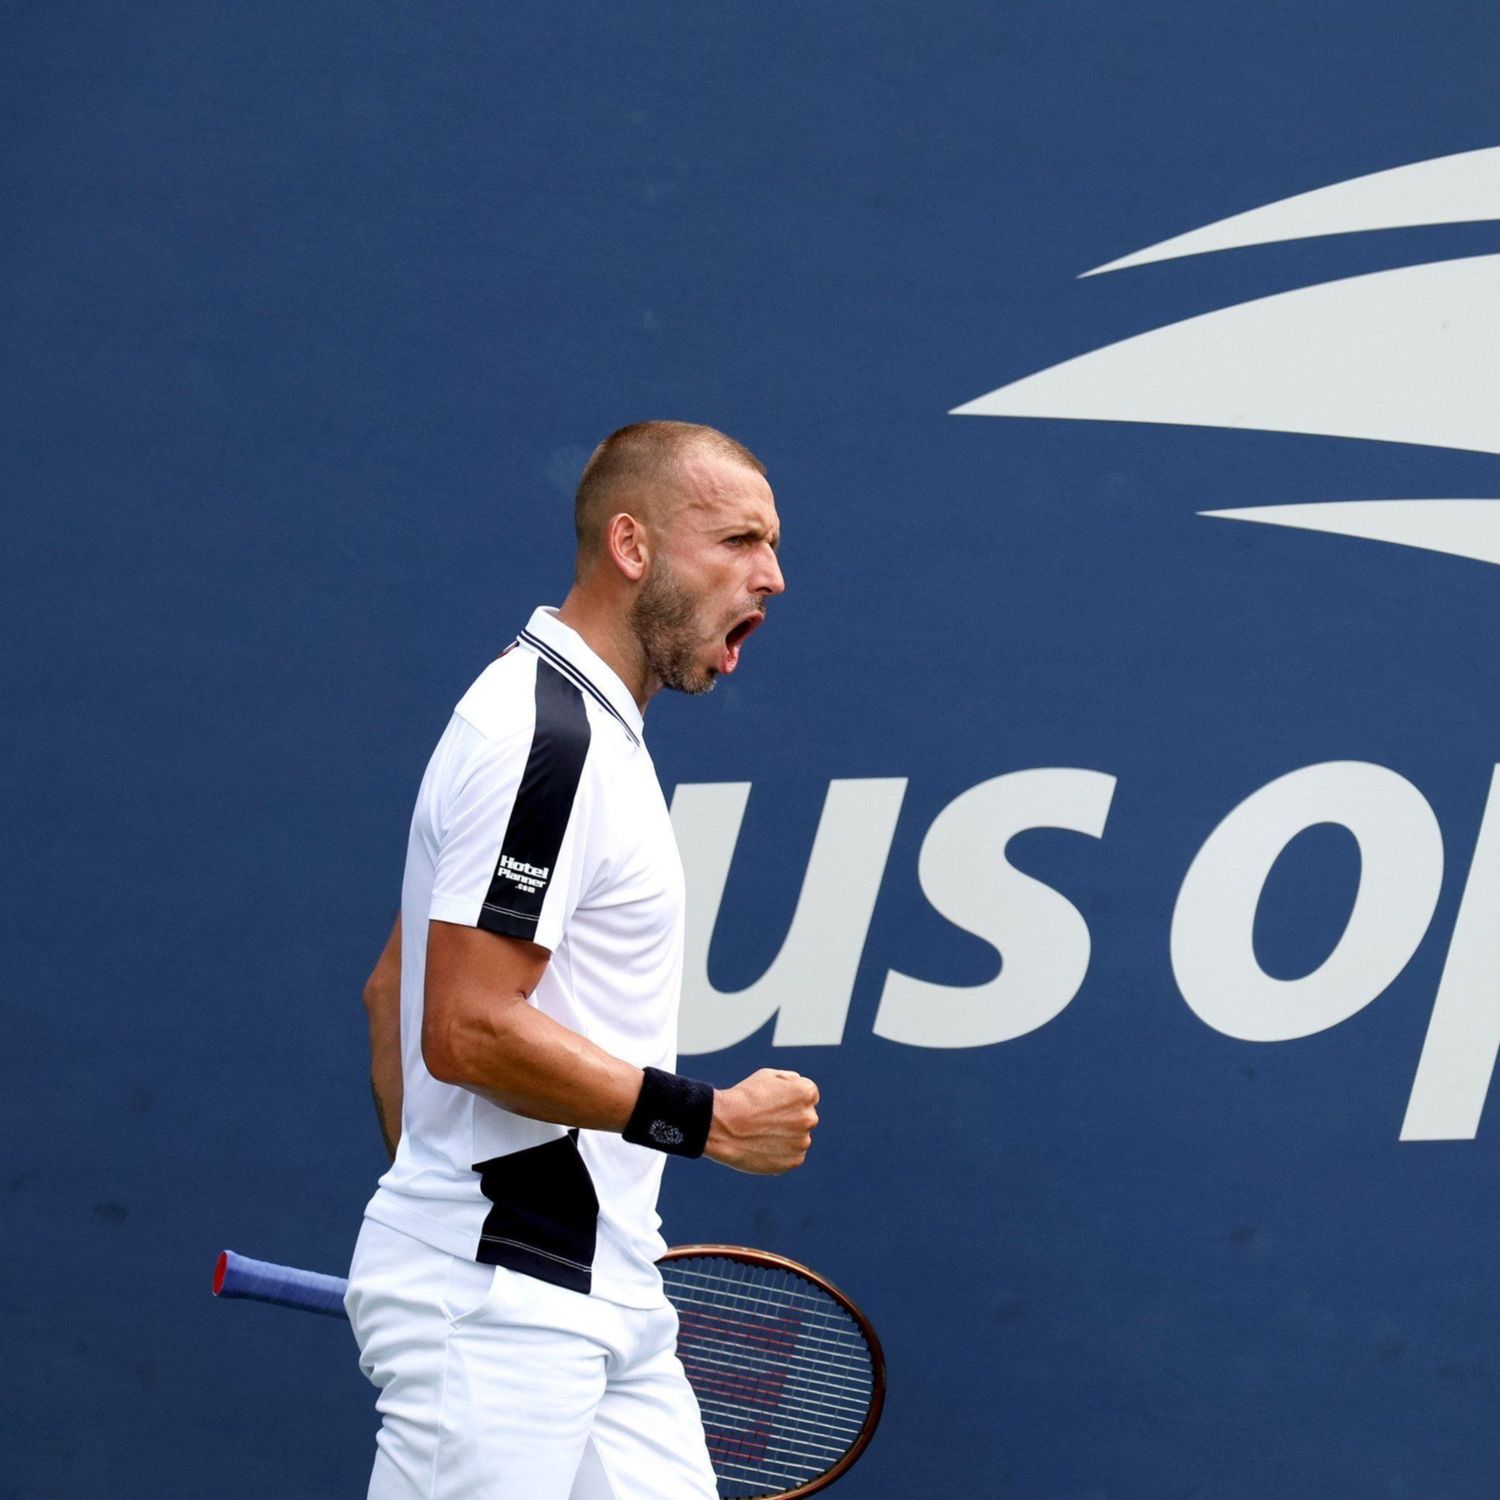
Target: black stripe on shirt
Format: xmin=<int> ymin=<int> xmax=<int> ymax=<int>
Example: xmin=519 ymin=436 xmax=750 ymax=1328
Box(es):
xmin=477 ymin=659 xmax=591 ymax=942
xmin=518 ymin=629 xmax=639 ymax=747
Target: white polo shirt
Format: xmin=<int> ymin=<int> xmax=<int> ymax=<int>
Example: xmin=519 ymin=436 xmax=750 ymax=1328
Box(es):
xmin=364 ymin=607 xmax=686 ymax=1308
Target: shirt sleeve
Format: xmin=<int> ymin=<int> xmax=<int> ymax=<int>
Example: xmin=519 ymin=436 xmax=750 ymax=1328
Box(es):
xmin=428 ymin=662 xmax=598 ymax=952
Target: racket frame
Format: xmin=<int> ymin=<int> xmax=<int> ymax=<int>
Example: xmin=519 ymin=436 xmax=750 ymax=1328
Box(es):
xmin=659 ymin=1243 xmax=886 ymax=1500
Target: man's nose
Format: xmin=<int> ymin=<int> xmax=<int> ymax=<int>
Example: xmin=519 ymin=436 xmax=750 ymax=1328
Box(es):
xmin=756 ymin=546 xmax=786 ymax=598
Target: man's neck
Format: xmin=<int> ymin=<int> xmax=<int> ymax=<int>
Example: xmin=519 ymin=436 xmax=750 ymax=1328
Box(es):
xmin=555 ymin=589 xmax=657 ymax=714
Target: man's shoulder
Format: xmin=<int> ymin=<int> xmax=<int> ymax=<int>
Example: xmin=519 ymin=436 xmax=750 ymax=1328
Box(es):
xmin=452 ymin=644 xmax=537 ymax=739
xmin=451 ymin=646 xmax=618 ymax=771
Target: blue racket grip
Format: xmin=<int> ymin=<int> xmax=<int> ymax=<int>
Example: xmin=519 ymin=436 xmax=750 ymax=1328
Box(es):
xmin=214 ymin=1250 xmax=351 ymax=1320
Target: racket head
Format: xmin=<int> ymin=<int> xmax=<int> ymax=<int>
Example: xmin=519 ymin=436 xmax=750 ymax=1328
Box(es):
xmin=659 ymin=1244 xmax=885 ymax=1500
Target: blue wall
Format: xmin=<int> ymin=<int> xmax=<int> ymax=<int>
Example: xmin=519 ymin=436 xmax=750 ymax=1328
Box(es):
xmin=7 ymin=4 xmax=1500 ymax=1495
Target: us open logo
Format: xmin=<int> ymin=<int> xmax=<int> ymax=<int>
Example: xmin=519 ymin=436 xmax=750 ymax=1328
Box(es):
xmin=674 ymin=148 xmax=1500 ymax=1144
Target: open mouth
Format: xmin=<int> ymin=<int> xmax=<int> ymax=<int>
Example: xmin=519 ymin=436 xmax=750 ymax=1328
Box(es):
xmin=719 ymin=611 xmax=765 ymax=675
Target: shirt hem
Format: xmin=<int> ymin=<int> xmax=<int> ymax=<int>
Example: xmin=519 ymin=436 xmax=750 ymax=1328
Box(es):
xmin=363 ymin=1190 xmax=667 ymax=1310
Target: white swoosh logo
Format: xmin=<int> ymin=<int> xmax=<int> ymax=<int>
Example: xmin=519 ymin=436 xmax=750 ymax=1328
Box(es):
xmin=1201 ymin=500 xmax=1500 ymax=565
xmin=1085 ymin=143 xmax=1500 ymax=275
xmin=955 ymin=148 xmax=1500 ymax=566
xmin=953 ymin=253 xmax=1500 ymax=456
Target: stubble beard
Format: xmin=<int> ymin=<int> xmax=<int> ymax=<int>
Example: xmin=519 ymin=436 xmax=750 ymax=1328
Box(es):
xmin=630 ymin=557 xmax=717 ymax=696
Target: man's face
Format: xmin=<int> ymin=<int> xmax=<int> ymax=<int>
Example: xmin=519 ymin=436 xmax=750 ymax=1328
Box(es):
xmin=629 ymin=450 xmax=784 ymax=696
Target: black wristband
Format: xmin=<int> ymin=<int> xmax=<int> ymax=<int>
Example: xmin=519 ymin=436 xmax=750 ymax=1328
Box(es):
xmin=622 ymin=1067 xmax=714 ymax=1158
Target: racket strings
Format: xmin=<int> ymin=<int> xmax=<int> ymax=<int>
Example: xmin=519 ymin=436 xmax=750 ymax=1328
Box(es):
xmin=662 ymin=1255 xmax=876 ymax=1500
xmin=673 ymin=1324 xmax=876 ymax=1403
xmin=672 ymin=1301 xmax=879 ymax=1380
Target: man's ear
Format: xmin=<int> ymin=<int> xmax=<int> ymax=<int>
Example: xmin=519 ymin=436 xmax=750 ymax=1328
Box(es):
xmin=606 ymin=512 xmax=650 ymax=582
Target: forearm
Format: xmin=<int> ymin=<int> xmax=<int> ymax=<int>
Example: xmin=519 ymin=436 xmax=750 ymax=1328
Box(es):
xmin=440 ymin=1005 xmax=821 ymax=1174
xmin=427 ymin=995 xmax=643 ymax=1132
xmin=423 ymin=923 xmax=817 ymax=1172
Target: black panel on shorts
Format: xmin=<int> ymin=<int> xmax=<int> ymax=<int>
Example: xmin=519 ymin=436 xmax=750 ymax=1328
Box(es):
xmin=478 ymin=660 xmax=591 ymax=942
xmin=472 ymin=1130 xmax=599 ymax=1294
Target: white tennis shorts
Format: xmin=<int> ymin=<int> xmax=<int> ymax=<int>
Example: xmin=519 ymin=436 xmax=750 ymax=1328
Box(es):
xmin=345 ymin=1218 xmax=718 ymax=1500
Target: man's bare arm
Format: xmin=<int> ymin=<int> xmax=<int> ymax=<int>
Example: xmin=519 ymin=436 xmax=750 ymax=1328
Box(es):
xmin=422 ymin=919 xmax=819 ymax=1174
xmin=362 ymin=914 xmax=404 ymax=1164
xmin=422 ymin=919 xmax=640 ymax=1128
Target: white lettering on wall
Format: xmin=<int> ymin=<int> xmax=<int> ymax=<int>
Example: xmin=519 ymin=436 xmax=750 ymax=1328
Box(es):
xmin=671 ymin=779 xmax=908 ymax=1054
xmin=1170 ymin=761 xmax=1444 ymax=1042
xmin=873 ymin=769 xmax=1117 ymax=1048
xmin=1402 ymin=765 xmax=1500 ymax=1140
xmin=672 ymin=760 xmax=1496 ymax=1140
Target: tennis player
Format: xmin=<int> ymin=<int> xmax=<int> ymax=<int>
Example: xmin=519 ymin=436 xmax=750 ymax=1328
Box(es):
xmin=346 ymin=421 xmax=820 ymax=1499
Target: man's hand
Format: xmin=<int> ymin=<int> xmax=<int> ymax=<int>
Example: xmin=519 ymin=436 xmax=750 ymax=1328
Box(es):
xmin=704 ymin=1069 xmax=820 ymax=1175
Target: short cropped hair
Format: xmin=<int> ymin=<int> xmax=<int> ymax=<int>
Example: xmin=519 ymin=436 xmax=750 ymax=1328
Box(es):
xmin=573 ymin=421 xmax=765 ymax=570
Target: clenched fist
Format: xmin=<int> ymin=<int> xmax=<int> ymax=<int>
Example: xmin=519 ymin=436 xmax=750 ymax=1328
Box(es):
xmin=704 ymin=1068 xmax=820 ymax=1175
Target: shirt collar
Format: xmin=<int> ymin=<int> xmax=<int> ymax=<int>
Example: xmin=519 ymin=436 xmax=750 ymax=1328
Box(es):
xmin=518 ymin=607 xmax=646 ymax=744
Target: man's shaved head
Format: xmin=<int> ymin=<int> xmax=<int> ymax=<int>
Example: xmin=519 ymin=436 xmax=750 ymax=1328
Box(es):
xmin=573 ymin=421 xmax=765 ymax=576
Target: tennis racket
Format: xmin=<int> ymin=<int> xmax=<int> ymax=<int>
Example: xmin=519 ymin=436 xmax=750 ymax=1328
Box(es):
xmin=214 ymin=1243 xmax=884 ymax=1499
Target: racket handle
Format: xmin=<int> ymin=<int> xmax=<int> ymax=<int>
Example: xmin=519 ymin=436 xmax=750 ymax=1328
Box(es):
xmin=214 ymin=1250 xmax=351 ymax=1320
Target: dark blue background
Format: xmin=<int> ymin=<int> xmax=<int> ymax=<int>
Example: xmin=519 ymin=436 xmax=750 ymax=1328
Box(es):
xmin=6 ymin=3 xmax=1500 ymax=1495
